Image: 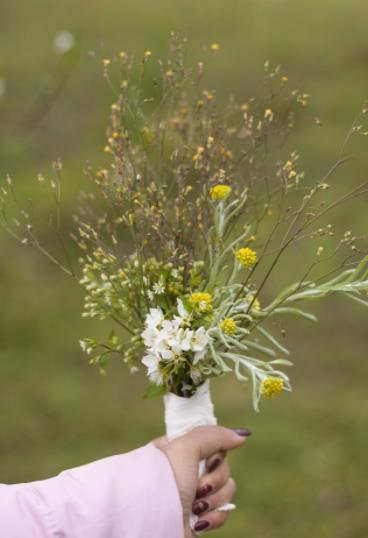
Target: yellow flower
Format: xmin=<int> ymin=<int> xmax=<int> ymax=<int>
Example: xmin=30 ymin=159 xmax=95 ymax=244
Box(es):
xmin=211 ymin=43 xmax=220 ymax=51
xmin=264 ymin=108 xmax=274 ymax=121
xmin=189 ymin=292 xmax=213 ymax=313
xmin=203 ymin=89 xmax=214 ymax=102
xmin=193 ymin=145 xmax=205 ymax=162
xmin=220 ymin=148 xmax=233 ymax=159
xmin=235 ymin=247 xmax=257 ymax=268
xmin=261 ymin=377 xmax=284 ymax=398
xmin=247 ymin=294 xmax=261 ymax=313
xmin=219 ymin=318 xmax=236 ymax=335
xmin=210 ymin=184 xmax=232 ymax=201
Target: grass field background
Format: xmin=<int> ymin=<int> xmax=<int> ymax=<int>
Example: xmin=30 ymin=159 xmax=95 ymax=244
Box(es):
xmin=1 ymin=1 xmax=367 ymax=536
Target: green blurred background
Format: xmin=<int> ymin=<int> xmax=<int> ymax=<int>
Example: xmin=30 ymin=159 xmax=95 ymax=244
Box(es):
xmin=0 ymin=1 xmax=367 ymax=536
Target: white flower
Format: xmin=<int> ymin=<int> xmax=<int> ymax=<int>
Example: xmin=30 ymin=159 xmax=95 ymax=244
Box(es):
xmin=181 ymin=326 xmax=209 ymax=352
xmin=159 ymin=343 xmax=183 ymax=362
xmin=142 ymin=326 xmax=159 ymax=348
xmin=176 ymin=299 xmax=191 ymax=326
xmin=145 ymin=307 xmax=164 ymax=328
xmin=154 ymin=328 xmax=183 ymax=360
xmin=79 ymin=339 xmax=93 ymax=354
xmin=180 ymin=329 xmax=194 ymax=351
xmin=152 ymin=281 xmax=165 ymax=295
xmin=151 ymin=334 xmax=171 ymax=357
xmin=79 ymin=339 xmax=88 ymax=352
xmin=160 ymin=319 xmax=182 ymax=346
xmin=141 ymin=354 xmax=163 ymax=385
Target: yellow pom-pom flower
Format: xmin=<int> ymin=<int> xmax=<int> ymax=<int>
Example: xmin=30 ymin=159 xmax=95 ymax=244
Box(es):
xmin=210 ymin=184 xmax=232 ymax=201
xmin=247 ymin=294 xmax=261 ymax=313
xmin=219 ymin=317 xmax=236 ymax=335
xmin=261 ymin=377 xmax=284 ymax=398
xmin=235 ymin=247 xmax=257 ymax=268
xmin=189 ymin=292 xmax=213 ymax=313
xmin=253 ymin=298 xmax=261 ymax=312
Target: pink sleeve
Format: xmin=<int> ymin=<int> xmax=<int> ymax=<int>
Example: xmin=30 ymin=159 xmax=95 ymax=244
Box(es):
xmin=0 ymin=442 xmax=184 ymax=538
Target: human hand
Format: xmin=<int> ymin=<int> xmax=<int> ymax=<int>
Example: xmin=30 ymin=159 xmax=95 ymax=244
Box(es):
xmin=155 ymin=426 xmax=251 ymax=536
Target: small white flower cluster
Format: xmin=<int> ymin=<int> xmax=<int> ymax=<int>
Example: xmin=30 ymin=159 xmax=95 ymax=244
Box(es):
xmin=141 ymin=299 xmax=210 ymax=385
xmin=147 ymin=276 xmax=165 ymax=300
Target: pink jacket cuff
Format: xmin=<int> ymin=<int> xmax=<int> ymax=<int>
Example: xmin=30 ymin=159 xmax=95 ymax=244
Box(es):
xmin=0 ymin=442 xmax=184 ymax=538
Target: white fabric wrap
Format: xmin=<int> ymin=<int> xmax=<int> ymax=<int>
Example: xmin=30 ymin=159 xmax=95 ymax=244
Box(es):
xmin=164 ymin=380 xmax=236 ymax=532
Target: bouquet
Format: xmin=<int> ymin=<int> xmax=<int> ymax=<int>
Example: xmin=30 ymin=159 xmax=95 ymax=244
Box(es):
xmin=2 ymin=33 xmax=368 ymax=530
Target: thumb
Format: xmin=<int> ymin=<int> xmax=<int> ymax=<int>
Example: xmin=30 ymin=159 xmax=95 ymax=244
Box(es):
xmin=184 ymin=425 xmax=251 ymax=460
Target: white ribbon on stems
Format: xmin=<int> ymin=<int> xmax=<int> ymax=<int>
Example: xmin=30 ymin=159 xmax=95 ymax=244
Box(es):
xmin=164 ymin=380 xmax=236 ymax=533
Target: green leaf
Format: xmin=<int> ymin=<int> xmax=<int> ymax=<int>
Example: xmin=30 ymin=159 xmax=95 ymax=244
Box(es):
xmin=244 ymin=339 xmax=276 ymax=357
xmin=256 ymin=326 xmax=290 ymax=355
xmin=346 ymin=293 xmax=368 ymax=308
xmin=143 ymin=383 xmax=169 ymax=399
xmin=273 ymin=307 xmax=317 ymax=322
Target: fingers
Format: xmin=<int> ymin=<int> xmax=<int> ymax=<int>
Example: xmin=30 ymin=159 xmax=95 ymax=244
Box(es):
xmin=193 ymin=477 xmax=236 ymax=517
xmin=193 ymin=478 xmax=236 ymax=533
xmin=206 ymin=450 xmax=225 ymax=474
xmin=196 ymin=458 xmax=230 ymax=499
xmin=194 ymin=509 xmax=229 ymax=533
xmin=183 ymin=426 xmax=251 ymax=460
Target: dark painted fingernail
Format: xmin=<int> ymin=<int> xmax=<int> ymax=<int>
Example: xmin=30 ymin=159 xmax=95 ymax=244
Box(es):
xmin=207 ymin=457 xmax=221 ymax=473
xmin=232 ymin=428 xmax=252 ymax=437
xmin=194 ymin=520 xmax=210 ymax=532
xmin=196 ymin=484 xmax=213 ymax=499
xmin=192 ymin=500 xmax=209 ymax=515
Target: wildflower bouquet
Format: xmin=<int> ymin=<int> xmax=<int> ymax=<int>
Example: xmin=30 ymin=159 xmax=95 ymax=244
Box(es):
xmin=2 ymin=33 xmax=368 ymax=529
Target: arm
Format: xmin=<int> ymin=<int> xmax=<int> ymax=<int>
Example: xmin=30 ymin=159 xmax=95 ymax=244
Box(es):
xmin=0 ymin=442 xmax=184 ymax=538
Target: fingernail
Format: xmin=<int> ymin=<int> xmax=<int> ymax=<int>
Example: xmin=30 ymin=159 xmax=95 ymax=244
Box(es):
xmin=207 ymin=457 xmax=221 ymax=473
xmin=232 ymin=428 xmax=252 ymax=437
xmin=194 ymin=520 xmax=210 ymax=532
xmin=192 ymin=500 xmax=209 ymax=515
xmin=196 ymin=484 xmax=213 ymax=499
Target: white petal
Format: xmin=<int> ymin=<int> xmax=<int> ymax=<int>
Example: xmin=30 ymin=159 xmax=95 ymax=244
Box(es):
xmin=142 ymin=327 xmax=158 ymax=347
xmin=145 ymin=307 xmax=164 ymax=328
xmin=177 ymin=299 xmax=189 ymax=319
xmin=193 ymin=349 xmax=206 ymax=364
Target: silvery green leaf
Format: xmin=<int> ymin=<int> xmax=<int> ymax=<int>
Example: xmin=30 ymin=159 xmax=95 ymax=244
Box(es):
xmin=273 ymin=307 xmax=317 ymax=322
xmin=269 ymin=359 xmax=293 ymax=366
xmin=243 ymin=339 xmax=276 ymax=357
xmin=256 ymin=326 xmax=290 ymax=355
xmin=346 ymin=293 xmax=368 ymax=307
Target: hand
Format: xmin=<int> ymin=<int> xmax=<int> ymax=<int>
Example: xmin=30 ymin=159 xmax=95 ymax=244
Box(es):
xmin=155 ymin=426 xmax=251 ymax=536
